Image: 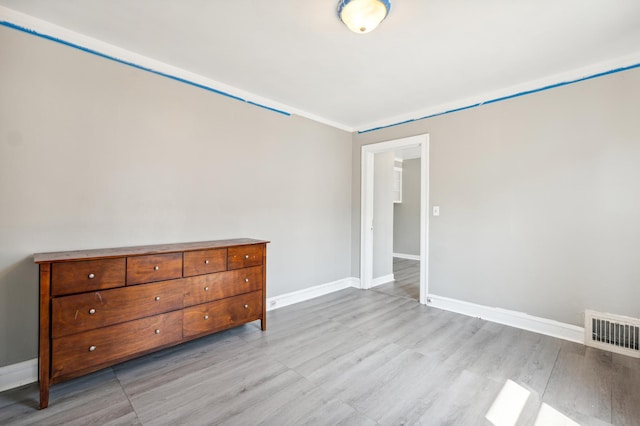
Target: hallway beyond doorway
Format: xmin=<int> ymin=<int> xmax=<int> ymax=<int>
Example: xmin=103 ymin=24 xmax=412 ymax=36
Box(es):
xmin=372 ymin=257 xmax=419 ymax=301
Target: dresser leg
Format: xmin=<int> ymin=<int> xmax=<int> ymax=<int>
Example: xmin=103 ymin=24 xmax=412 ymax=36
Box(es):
xmin=38 ymin=263 xmax=51 ymax=409
xmin=39 ymin=382 xmax=49 ymax=409
xmin=261 ymin=244 xmax=267 ymax=332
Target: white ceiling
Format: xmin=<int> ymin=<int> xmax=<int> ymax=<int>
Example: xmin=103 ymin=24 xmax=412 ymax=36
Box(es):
xmin=1 ymin=0 xmax=639 ymax=132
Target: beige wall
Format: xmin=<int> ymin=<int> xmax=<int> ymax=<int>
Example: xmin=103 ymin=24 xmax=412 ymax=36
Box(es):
xmin=0 ymin=27 xmax=352 ymax=366
xmin=353 ymin=67 xmax=640 ymax=326
xmin=2 ymin=21 xmax=640 ymax=369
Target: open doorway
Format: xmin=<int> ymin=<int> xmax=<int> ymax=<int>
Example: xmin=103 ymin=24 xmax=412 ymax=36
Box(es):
xmin=360 ymin=134 xmax=429 ymax=304
xmin=375 ymin=147 xmax=422 ymax=300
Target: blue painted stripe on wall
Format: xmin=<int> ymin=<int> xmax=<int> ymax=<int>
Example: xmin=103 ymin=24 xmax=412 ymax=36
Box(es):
xmin=0 ymin=21 xmax=292 ymax=117
xmin=3 ymin=19 xmax=637 ymax=132
xmin=246 ymin=101 xmax=290 ymax=116
xmin=359 ymin=62 xmax=640 ymax=134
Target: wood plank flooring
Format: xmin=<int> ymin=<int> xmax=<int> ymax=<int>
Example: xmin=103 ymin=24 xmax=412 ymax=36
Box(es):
xmin=2 ymin=286 xmax=639 ymax=425
xmin=372 ymin=257 xmax=420 ymax=301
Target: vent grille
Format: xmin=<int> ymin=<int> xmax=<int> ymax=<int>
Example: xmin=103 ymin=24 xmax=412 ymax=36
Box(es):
xmin=585 ymin=310 xmax=640 ymax=358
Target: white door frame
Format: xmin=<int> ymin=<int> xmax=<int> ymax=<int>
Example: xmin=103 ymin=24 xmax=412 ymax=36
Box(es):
xmin=360 ymin=134 xmax=430 ymax=304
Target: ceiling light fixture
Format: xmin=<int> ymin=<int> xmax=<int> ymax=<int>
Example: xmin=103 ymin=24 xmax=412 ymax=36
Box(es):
xmin=338 ymin=0 xmax=391 ymax=34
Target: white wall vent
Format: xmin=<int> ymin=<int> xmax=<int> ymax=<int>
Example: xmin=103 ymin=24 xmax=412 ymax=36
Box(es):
xmin=585 ymin=310 xmax=640 ymax=358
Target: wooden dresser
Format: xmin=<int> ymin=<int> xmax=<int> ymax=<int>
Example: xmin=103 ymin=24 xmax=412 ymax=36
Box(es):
xmin=34 ymin=238 xmax=268 ymax=409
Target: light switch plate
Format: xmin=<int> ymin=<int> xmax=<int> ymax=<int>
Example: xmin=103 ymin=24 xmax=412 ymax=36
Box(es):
xmin=433 ymin=206 xmax=440 ymax=216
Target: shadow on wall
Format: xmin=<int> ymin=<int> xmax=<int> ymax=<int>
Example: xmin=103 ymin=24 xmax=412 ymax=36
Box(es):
xmin=0 ymin=256 xmax=39 ymax=366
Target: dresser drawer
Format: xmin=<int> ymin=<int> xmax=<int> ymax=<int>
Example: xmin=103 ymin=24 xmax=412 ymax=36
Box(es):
xmin=183 ymin=266 xmax=262 ymax=307
xmin=183 ymin=291 xmax=262 ymax=338
xmin=51 ymin=310 xmax=182 ymax=379
xmin=126 ymin=253 xmax=182 ymax=285
xmin=51 ymin=258 xmax=125 ymax=296
xmin=183 ymin=248 xmax=227 ymax=277
xmin=228 ymin=245 xmax=263 ymax=270
xmin=51 ymin=279 xmax=185 ymax=338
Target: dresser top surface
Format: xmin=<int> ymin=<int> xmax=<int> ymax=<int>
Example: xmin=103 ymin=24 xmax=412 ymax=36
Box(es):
xmin=34 ymin=238 xmax=270 ymax=263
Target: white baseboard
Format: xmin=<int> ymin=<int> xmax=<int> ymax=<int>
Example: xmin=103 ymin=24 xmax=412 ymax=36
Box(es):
xmin=266 ymin=277 xmax=360 ymax=311
xmin=0 ymin=277 xmax=362 ymax=394
xmin=371 ymin=274 xmax=395 ymax=288
xmin=427 ymin=294 xmax=584 ymax=344
xmin=0 ymin=358 xmax=37 ymax=393
xmin=0 ymin=287 xmax=585 ymax=394
xmin=393 ymin=253 xmax=420 ymax=261
xmin=350 ymin=277 xmax=361 ymax=289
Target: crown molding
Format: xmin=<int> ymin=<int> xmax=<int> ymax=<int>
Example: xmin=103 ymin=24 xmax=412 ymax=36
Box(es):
xmin=0 ymin=6 xmax=354 ymax=133
xmin=3 ymin=5 xmax=638 ymax=135
xmin=357 ymin=53 xmax=640 ymax=133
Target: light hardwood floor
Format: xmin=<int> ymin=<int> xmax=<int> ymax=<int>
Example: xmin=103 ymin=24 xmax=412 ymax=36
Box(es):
xmin=1 ymin=287 xmax=639 ymax=425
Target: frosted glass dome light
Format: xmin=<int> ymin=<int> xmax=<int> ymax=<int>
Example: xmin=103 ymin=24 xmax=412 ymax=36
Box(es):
xmin=338 ymin=0 xmax=391 ymax=34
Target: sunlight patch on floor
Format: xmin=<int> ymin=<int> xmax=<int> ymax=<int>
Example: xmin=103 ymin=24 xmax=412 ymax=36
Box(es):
xmin=486 ymin=379 xmax=582 ymax=426
xmin=485 ymin=379 xmax=530 ymax=426
xmin=534 ymin=403 xmax=581 ymax=426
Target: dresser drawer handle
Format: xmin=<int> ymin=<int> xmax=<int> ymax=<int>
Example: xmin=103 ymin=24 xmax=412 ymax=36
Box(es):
xmin=88 ymin=308 xmax=96 ymax=315
xmin=155 ymin=329 xmax=161 ymax=334
xmin=155 ymin=296 xmax=161 ymax=301
xmin=204 ymin=259 xmax=209 ymax=264
xmin=244 ymin=255 xmax=250 ymax=259
xmin=244 ymin=304 xmax=249 ymax=309
xmin=204 ymin=315 xmax=209 ymax=320
xmin=154 ymin=265 xmax=160 ymax=271
xmin=88 ymin=273 xmax=95 ymax=279
xmin=204 ymin=286 xmax=209 ymax=291
xmin=88 ymin=345 xmax=96 ymax=352
xmin=245 ymin=278 xmax=249 ymax=283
